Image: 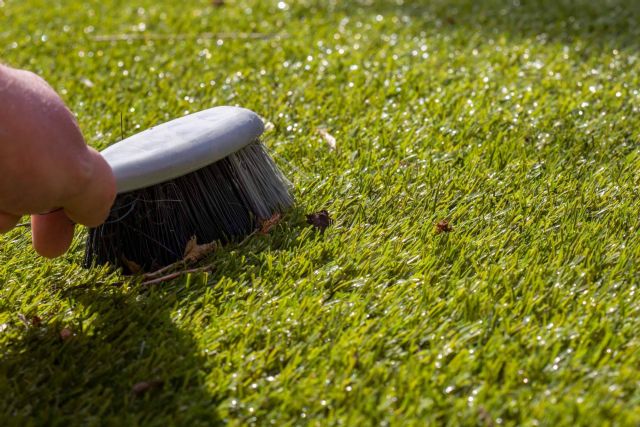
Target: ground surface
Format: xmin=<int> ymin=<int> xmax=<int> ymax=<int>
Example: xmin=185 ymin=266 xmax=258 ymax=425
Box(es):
xmin=1 ymin=0 xmax=640 ymax=425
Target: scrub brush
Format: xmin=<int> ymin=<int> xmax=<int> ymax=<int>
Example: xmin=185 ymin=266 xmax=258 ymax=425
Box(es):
xmin=84 ymin=106 xmax=293 ymax=272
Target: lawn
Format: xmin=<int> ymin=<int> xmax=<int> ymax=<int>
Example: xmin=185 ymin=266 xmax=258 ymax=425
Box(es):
xmin=1 ymin=0 xmax=640 ymax=425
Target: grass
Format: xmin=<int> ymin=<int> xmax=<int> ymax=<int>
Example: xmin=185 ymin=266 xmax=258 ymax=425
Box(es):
xmin=1 ymin=0 xmax=640 ymax=424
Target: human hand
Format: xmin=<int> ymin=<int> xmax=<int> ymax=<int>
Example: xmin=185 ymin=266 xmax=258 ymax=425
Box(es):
xmin=0 ymin=64 xmax=116 ymax=258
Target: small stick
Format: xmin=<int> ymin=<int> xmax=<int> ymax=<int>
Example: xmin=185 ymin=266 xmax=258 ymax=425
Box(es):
xmin=141 ymin=260 xmax=189 ymax=280
xmin=140 ymin=266 xmax=211 ymax=286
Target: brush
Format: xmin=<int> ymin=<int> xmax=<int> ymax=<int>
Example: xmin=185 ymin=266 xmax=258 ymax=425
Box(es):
xmin=84 ymin=106 xmax=293 ymax=272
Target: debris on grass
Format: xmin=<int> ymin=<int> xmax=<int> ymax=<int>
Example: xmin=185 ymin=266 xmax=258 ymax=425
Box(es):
xmin=131 ymin=380 xmax=164 ymax=397
xmin=477 ymin=406 xmax=495 ymax=427
xmin=183 ymin=236 xmax=217 ymax=264
xmin=121 ymin=256 xmax=143 ymax=275
xmin=59 ymin=327 xmax=73 ymax=341
xmin=123 ymin=237 xmax=216 ymax=285
xmin=260 ymin=213 xmax=282 ymax=235
xmin=80 ymin=77 xmax=94 ymax=88
xmin=317 ymin=128 xmax=337 ymax=150
xmin=306 ymin=210 xmax=333 ymax=232
xmin=18 ymin=314 xmax=43 ymax=328
xmin=140 ymin=266 xmax=212 ymax=286
xmin=435 ymin=219 xmax=453 ymax=234
xmin=264 ymin=121 xmax=275 ymax=132
xmin=31 ymin=315 xmax=42 ymax=327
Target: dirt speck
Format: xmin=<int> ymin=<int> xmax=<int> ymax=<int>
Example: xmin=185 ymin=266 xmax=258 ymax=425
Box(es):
xmin=60 ymin=327 xmax=73 ymax=341
xmin=132 ymin=379 xmax=164 ymax=397
xmin=31 ymin=315 xmax=42 ymax=327
xmin=306 ymin=210 xmax=333 ymax=232
xmin=435 ymin=219 xmax=453 ymax=234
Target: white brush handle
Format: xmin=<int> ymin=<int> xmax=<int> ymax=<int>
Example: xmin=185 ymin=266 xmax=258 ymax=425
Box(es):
xmin=101 ymin=106 xmax=265 ymax=193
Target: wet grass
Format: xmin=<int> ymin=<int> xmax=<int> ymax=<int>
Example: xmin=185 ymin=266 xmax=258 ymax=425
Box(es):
xmin=1 ymin=0 xmax=640 ymax=425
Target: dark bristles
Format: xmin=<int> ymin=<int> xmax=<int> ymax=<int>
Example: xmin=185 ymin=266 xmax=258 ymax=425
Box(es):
xmin=84 ymin=141 xmax=293 ymax=272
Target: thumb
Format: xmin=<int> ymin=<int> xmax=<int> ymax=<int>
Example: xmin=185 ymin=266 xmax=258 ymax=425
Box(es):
xmin=31 ymin=210 xmax=75 ymax=258
xmin=64 ymin=148 xmax=116 ymax=227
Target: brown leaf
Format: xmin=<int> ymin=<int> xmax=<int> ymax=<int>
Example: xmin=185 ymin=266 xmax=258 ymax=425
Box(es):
xmin=60 ymin=327 xmax=73 ymax=341
xmin=121 ymin=256 xmax=142 ymax=274
xmin=18 ymin=313 xmax=43 ymax=327
xmin=132 ymin=379 xmax=164 ymax=397
xmin=259 ymin=212 xmax=282 ymax=235
xmin=211 ymin=0 xmax=225 ymax=6
xmin=306 ymin=210 xmax=333 ymax=232
xmin=183 ymin=236 xmax=217 ymax=263
xmin=435 ymin=219 xmax=453 ymax=234
xmin=317 ymin=128 xmax=337 ymax=150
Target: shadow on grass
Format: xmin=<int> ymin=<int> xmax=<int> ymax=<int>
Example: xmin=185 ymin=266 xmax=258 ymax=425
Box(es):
xmin=330 ymin=0 xmax=640 ymax=49
xmin=0 ymin=210 xmax=319 ymax=425
xmin=0 ymin=282 xmax=221 ymax=425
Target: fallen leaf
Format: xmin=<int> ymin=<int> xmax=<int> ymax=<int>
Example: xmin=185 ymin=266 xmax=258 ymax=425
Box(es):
xmin=132 ymin=379 xmax=164 ymax=396
xmin=317 ymin=128 xmax=337 ymax=150
xmin=60 ymin=327 xmax=73 ymax=341
xmin=435 ymin=219 xmax=453 ymax=234
xmin=260 ymin=212 xmax=282 ymax=234
xmin=121 ymin=256 xmax=142 ymax=274
xmin=183 ymin=236 xmax=217 ymax=263
xmin=306 ymin=210 xmax=333 ymax=232
xmin=18 ymin=313 xmax=43 ymax=327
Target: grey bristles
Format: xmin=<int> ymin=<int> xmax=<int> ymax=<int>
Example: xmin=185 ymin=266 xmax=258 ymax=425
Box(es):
xmin=84 ymin=141 xmax=293 ymax=272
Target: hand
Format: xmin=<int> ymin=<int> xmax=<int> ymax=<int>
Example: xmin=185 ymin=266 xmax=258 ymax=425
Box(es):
xmin=0 ymin=64 xmax=116 ymax=258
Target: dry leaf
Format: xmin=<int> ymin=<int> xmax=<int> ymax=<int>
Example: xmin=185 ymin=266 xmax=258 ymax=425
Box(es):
xmin=60 ymin=327 xmax=73 ymax=341
xmin=18 ymin=313 xmax=43 ymax=327
xmin=121 ymin=256 xmax=142 ymax=274
xmin=317 ymin=128 xmax=337 ymax=150
xmin=183 ymin=236 xmax=217 ymax=263
xmin=260 ymin=212 xmax=282 ymax=234
xmin=306 ymin=210 xmax=333 ymax=232
xmin=132 ymin=379 xmax=164 ymax=396
xmin=435 ymin=219 xmax=453 ymax=234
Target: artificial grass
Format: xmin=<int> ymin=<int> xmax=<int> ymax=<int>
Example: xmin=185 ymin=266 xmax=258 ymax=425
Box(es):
xmin=1 ymin=0 xmax=640 ymax=425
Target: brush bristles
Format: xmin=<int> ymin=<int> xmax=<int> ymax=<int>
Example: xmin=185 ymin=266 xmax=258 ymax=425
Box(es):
xmin=84 ymin=141 xmax=293 ymax=272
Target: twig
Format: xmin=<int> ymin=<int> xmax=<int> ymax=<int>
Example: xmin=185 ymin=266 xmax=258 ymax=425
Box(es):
xmin=141 ymin=260 xmax=189 ymax=280
xmin=91 ymin=32 xmax=284 ymax=42
xmin=140 ymin=266 xmax=211 ymax=286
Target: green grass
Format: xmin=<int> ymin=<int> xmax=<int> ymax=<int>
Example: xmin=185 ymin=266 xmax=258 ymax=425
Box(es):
xmin=1 ymin=0 xmax=640 ymax=425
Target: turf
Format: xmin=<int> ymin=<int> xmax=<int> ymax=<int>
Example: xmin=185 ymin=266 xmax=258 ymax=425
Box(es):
xmin=1 ymin=0 xmax=640 ymax=425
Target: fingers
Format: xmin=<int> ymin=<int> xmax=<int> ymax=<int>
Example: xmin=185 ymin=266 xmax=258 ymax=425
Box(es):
xmin=0 ymin=211 xmax=20 ymax=233
xmin=31 ymin=210 xmax=75 ymax=258
xmin=64 ymin=148 xmax=116 ymax=227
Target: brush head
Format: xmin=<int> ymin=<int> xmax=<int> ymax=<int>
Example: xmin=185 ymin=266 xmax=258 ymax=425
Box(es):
xmin=85 ymin=107 xmax=293 ymax=272
xmin=104 ymin=106 xmax=265 ymax=193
